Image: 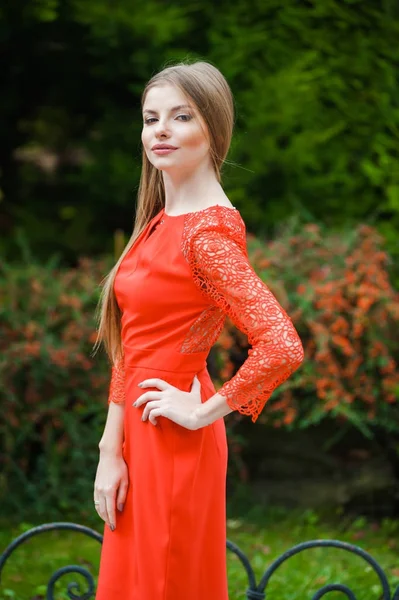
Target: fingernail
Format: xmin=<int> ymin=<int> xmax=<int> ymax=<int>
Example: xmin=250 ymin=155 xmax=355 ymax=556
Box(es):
xmin=137 ymin=382 xmax=143 ymax=387
xmin=111 ymin=524 xmax=115 ymax=531
xmin=132 ymin=402 xmax=137 ymax=407
xmin=118 ymin=503 xmax=124 ymax=512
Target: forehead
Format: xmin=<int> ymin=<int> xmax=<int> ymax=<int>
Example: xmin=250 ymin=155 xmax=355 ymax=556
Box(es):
xmin=143 ymin=84 xmax=193 ymax=112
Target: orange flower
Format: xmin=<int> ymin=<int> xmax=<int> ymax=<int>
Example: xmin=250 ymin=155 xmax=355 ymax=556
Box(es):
xmin=385 ymin=393 xmax=396 ymax=404
xmin=296 ymin=284 xmax=307 ymax=295
xmin=304 ymin=224 xmax=320 ymax=234
xmin=218 ymin=333 xmax=234 ymax=350
xmin=25 ymin=341 xmax=41 ymax=357
xmin=331 ymin=317 xmax=349 ymax=334
xmin=352 ymin=322 xmax=364 ymax=339
xmin=220 ymin=365 xmax=233 ymax=379
xmin=345 ymin=270 xmax=356 ymax=284
xmin=332 ymin=335 xmax=355 ymax=356
xmin=380 ymin=358 xmax=396 ymax=375
xmin=258 ymin=259 xmax=271 ymax=269
xmin=325 ymin=399 xmax=339 ymax=411
xmin=89 ymin=331 xmax=98 ymax=344
xmin=343 ymin=356 xmax=363 ymax=379
xmin=50 ymin=349 xmax=69 ymax=368
xmin=357 ymin=296 xmax=373 ymax=312
xmin=283 ymin=408 xmax=296 ymax=425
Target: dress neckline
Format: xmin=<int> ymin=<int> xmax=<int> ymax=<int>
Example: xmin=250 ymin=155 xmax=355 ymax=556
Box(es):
xmin=162 ymin=205 xmax=237 ymax=218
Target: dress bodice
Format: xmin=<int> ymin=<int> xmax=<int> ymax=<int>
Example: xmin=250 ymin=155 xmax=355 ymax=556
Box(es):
xmin=108 ymin=205 xmax=304 ymax=422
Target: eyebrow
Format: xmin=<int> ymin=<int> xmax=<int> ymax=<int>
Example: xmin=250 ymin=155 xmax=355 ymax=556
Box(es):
xmin=142 ymin=104 xmax=193 ymax=115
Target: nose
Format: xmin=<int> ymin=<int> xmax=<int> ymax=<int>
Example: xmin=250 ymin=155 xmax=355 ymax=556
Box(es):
xmin=154 ymin=118 xmax=170 ymax=139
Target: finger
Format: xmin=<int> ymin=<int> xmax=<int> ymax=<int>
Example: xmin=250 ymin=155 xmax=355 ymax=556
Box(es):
xmin=138 ymin=378 xmax=170 ymax=391
xmin=116 ymin=478 xmax=129 ymax=512
xmin=148 ymin=407 xmax=163 ymax=426
xmin=142 ymin=400 xmax=162 ymax=422
xmin=134 ymin=391 xmax=162 ymax=407
xmin=191 ymin=374 xmax=201 ymax=392
xmin=98 ymin=497 xmax=108 ymax=526
xmin=106 ymin=493 xmax=116 ymax=531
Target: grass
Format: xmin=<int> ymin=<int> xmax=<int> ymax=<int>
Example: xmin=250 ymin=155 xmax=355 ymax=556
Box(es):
xmin=1 ymin=502 xmax=399 ymax=599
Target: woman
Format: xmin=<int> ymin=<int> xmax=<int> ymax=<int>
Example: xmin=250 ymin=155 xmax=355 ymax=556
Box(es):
xmin=94 ymin=60 xmax=304 ymax=600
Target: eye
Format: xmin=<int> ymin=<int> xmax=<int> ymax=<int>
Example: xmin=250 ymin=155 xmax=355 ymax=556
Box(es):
xmin=143 ymin=117 xmax=157 ymax=125
xmin=176 ymin=114 xmax=192 ymax=122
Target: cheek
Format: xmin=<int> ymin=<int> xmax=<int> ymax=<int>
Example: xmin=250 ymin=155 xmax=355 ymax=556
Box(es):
xmin=141 ymin=129 xmax=153 ymax=160
xmin=141 ymin=128 xmax=149 ymax=148
xmin=181 ymin=126 xmax=209 ymax=154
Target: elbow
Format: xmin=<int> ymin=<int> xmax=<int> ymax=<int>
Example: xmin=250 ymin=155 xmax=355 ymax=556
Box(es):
xmin=253 ymin=330 xmax=305 ymax=375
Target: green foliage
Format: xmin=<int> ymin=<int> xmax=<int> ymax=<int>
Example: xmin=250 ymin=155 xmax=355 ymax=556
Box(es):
xmin=1 ymin=1 xmax=399 ymax=261
xmin=0 ymin=237 xmax=111 ymax=520
xmin=214 ymin=220 xmax=399 ymax=439
xmin=0 ymin=223 xmax=397 ymax=520
xmin=210 ymin=1 xmax=399 ymax=250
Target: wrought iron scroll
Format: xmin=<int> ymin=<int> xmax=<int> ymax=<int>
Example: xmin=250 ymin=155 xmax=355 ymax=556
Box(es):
xmin=1 ymin=523 xmax=399 ymax=599
xmin=0 ymin=522 xmax=102 ymax=600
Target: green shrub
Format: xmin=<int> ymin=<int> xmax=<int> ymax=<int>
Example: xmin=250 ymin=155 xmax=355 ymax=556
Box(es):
xmin=2 ymin=1 xmax=399 ymax=262
xmin=0 ymin=249 xmax=110 ymax=520
xmin=216 ymin=220 xmax=399 ymax=439
xmin=1 ymin=222 xmax=398 ymax=520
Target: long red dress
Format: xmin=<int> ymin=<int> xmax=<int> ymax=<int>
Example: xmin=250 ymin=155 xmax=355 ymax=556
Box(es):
xmin=95 ymin=205 xmax=304 ymax=600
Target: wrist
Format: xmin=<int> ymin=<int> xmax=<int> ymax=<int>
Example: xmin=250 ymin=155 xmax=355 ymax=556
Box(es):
xmin=193 ymin=392 xmax=234 ymax=429
xmin=191 ymin=406 xmax=206 ymax=430
xmin=98 ymin=441 xmax=123 ymax=457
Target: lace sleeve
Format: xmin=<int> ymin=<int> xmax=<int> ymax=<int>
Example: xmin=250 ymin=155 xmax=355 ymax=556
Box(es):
xmin=186 ymin=211 xmax=304 ymax=422
xmin=108 ymin=356 xmax=126 ymax=404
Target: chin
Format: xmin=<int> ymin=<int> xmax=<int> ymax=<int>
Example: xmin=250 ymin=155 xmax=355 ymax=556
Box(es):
xmin=152 ymin=159 xmax=183 ymax=172
xmin=150 ymin=156 xmax=176 ymax=166
xmin=151 ymin=162 xmax=174 ymax=172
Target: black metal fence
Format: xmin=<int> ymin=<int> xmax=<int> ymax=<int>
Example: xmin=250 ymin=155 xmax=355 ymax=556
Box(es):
xmin=1 ymin=521 xmax=399 ymax=599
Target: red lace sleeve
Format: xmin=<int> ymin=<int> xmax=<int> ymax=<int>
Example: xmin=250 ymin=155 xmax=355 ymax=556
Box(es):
xmin=184 ymin=206 xmax=304 ymax=422
xmin=108 ymin=356 xmax=126 ymax=404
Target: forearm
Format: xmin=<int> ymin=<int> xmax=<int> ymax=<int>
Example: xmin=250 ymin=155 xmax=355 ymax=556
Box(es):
xmin=99 ymin=401 xmax=125 ymax=456
xmin=193 ymin=392 xmax=234 ymax=429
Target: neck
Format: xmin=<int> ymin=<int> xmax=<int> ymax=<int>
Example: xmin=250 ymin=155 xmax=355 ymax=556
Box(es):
xmin=162 ymin=160 xmax=222 ymax=215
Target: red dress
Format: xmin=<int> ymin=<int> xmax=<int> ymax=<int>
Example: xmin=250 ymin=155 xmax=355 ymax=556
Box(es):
xmin=96 ymin=205 xmax=304 ymax=600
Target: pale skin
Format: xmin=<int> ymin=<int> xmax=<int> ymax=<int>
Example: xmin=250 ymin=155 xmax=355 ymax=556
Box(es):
xmin=95 ymin=82 xmax=234 ymax=531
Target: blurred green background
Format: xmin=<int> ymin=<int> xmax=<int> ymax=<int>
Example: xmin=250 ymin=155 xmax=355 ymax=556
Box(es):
xmin=1 ymin=1 xmax=399 ymax=597
xmin=2 ymin=0 xmax=399 ymax=262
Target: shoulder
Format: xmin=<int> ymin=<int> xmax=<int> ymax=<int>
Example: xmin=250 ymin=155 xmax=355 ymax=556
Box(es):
xmin=181 ymin=205 xmax=247 ymax=258
xmin=184 ymin=204 xmax=246 ymax=237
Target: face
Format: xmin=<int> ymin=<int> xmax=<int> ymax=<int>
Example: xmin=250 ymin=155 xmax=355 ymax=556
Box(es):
xmin=141 ymin=83 xmax=211 ymax=174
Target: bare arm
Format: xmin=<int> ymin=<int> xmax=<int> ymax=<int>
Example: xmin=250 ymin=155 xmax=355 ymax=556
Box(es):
xmin=99 ymin=401 xmax=125 ymax=456
xmin=95 ymin=401 xmax=128 ymax=531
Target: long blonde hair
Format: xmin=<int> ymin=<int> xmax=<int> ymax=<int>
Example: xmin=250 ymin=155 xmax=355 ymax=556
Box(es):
xmin=93 ymin=60 xmax=235 ymax=364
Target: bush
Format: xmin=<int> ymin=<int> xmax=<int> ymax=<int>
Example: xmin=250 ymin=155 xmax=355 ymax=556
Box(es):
xmin=1 ymin=223 xmax=398 ymax=519
xmin=215 ymin=221 xmax=399 ymax=438
xmin=0 ymin=247 xmax=110 ymax=520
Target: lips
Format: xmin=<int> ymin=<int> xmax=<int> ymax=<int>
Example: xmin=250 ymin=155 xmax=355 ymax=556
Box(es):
xmin=151 ymin=144 xmax=178 ymax=150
